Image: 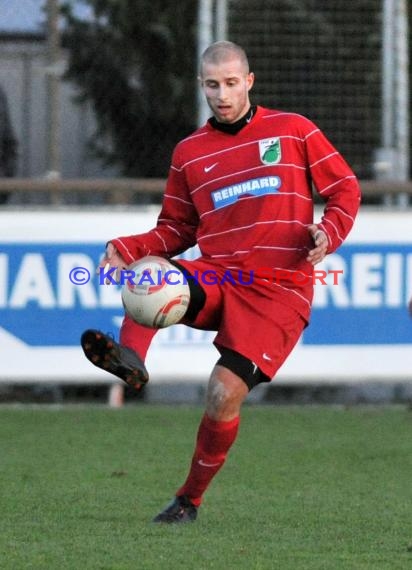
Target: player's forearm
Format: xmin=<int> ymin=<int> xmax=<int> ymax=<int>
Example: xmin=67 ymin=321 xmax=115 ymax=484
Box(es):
xmin=110 ymin=223 xmax=197 ymax=265
xmin=317 ymin=178 xmax=361 ymax=252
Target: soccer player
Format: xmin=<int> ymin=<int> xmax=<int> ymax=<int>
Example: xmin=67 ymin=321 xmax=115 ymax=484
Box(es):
xmin=81 ymin=41 xmax=361 ymax=523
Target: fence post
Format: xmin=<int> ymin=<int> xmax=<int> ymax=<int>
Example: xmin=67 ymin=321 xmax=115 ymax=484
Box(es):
xmin=375 ymin=0 xmax=410 ymax=207
xmin=45 ymin=0 xmax=62 ymax=204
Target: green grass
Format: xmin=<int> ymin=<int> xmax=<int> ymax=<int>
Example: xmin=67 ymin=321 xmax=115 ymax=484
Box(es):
xmin=1 ymin=405 xmax=412 ymax=569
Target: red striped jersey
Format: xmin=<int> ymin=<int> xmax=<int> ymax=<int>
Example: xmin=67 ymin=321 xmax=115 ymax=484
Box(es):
xmin=112 ymin=106 xmax=361 ymax=319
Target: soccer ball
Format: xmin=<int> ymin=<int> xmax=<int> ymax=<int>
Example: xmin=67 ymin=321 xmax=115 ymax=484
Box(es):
xmin=121 ymin=256 xmax=190 ymax=328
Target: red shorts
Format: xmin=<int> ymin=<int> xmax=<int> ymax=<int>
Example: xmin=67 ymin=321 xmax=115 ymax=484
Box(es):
xmin=120 ymin=259 xmax=307 ymax=380
xmin=177 ymin=259 xmax=306 ymax=379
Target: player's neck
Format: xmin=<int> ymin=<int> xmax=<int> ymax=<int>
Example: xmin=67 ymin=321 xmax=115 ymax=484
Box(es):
xmin=209 ymin=105 xmax=257 ymax=135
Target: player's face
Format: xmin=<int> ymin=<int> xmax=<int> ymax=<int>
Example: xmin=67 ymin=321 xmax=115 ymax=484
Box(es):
xmin=200 ymin=57 xmax=254 ymax=124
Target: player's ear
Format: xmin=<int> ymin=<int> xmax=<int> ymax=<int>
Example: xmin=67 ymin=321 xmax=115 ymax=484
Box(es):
xmin=246 ymin=72 xmax=255 ymax=91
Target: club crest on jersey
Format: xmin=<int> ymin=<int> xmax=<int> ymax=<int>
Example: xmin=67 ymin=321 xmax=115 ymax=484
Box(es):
xmin=259 ymin=137 xmax=281 ymax=165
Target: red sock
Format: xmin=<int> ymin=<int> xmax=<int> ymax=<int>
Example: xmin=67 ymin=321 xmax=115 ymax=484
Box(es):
xmin=176 ymin=413 xmax=240 ymax=506
xmin=119 ymin=314 xmax=157 ymax=360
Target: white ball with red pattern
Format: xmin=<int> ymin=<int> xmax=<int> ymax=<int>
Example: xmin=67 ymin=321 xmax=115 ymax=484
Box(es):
xmin=121 ymin=256 xmax=190 ymax=328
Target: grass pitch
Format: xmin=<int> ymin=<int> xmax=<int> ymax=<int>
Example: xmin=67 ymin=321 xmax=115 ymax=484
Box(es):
xmin=0 ymin=405 xmax=411 ymax=569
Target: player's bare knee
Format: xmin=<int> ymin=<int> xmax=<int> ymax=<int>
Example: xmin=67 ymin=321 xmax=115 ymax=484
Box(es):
xmin=206 ymin=378 xmax=229 ymax=417
xmin=206 ymin=369 xmax=247 ymax=419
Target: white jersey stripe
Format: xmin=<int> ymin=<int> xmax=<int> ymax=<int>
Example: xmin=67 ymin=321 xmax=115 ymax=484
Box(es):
xmin=304 ymin=128 xmax=320 ymax=140
xmin=174 ymin=133 xmax=308 ymax=172
xmin=199 ymin=190 xmax=313 ymax=219
xmin=318 ymin=175 xmax=357 ymax=194
xmin=154 ymin=230 xmax=168 ymax=252
xmin=113 ymin=238 xmax=134 ymax=263
xmin=177 ymin=139 xmax=259 ymax=170
xmin=272 ymin=282 xmax=312 ymax=309
xmin=325 ymin=205 xmax=356 ymax=223
xmin=207 ymin=245 xmax=307 ymax=257
xmin=163 ymin=193 xmax=194 ymax=207
xmin=310 ymin=152 xmax=339 ymax=168
xmin=162 ymin=224 xmax=181 ymax=237
xmin=197 ymin=219 xmax=308 ymax=242
xmin=322 ymin=218 xmax=344 ymax=244
xmin=191 ymin=162 xmax=306 ymax=196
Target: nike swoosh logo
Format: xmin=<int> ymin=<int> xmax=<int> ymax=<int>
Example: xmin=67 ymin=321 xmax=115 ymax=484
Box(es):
xmin=204 ymin=162 xmax=218 ymax=173
xmin=198 ymin=459 xmax=220 ymax=467
xmin=263 ymin=353 xmax=272 ymax=361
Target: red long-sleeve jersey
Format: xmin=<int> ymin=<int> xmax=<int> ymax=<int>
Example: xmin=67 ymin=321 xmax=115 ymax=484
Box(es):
xmin=112 ymin=106 xmax=361 ymax=320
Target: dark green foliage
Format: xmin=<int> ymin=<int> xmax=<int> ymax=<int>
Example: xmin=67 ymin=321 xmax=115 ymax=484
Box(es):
xmin=61 ymin=0 xmax=198 ymax=177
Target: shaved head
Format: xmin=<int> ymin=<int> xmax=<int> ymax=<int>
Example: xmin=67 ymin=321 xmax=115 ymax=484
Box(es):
xmin=200 ymin=41 xmax=250 ymax=77
xmin=199 ymin=41 xmax=254 ymax=124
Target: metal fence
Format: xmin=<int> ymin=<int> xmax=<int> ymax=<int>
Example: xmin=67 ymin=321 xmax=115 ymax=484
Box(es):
xmin=226 ymin=0 xmax=410 ymax=184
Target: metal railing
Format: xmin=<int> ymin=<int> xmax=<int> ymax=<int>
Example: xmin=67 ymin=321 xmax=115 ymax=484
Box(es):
xmin=0 ymin=178 xmax=411 ymax=205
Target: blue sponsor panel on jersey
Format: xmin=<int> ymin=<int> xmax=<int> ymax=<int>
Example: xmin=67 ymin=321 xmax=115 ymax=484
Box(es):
xmin=211 ymin=176 xmax=281 ymax=209
xmin=0 ymin=242 xmax=411 ymax=347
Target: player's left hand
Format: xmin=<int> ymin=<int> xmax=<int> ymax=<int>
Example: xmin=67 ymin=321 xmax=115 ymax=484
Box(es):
xmin=306 ymin=225 xmax=328 ymax=265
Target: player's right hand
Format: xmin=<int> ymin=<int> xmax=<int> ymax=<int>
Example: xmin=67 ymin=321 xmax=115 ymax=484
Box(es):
xmin=97 ymin=242 xmax=128 ymax=283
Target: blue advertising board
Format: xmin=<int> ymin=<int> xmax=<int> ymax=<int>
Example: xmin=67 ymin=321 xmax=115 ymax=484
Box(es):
xmin=1 ymin=210 xmax=411 ymax=380
xmin=1 ymin=242 xmax=412 ymax=346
